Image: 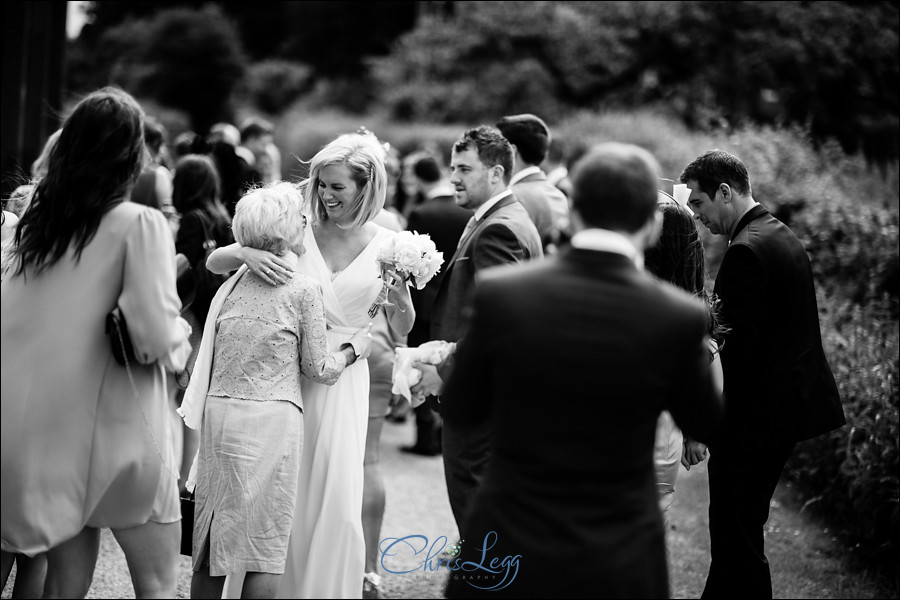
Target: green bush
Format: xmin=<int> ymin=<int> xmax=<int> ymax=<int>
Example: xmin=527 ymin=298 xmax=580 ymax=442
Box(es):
xmin=787 ymin=293 xmax=899 ymax=568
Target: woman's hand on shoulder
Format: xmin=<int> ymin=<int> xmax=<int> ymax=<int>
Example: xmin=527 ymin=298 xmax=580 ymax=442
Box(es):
xmin=242 ymin=246 xmax=294 ymax=286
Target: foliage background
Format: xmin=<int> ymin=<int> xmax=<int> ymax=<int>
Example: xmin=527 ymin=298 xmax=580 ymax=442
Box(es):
xmin=63 ymin=0 xmax=899 ymax=588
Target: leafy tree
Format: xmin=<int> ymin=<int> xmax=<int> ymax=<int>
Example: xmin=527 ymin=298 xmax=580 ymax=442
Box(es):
xmin=81 ymin=1 xmax=418 ymax=74
xmin=372 ymin=1 xmax=899 ymax=163
xmin=86 ymin=5 xmax=247 ymax=133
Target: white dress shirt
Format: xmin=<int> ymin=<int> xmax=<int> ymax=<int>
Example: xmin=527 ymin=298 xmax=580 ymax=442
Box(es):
xmin=473 ymin=189 xmax=513 ymax=222
xmin=508 ymin=166 xmax=542 ymax=187
xmin=570 ymin=228 xmax=643 ymax=270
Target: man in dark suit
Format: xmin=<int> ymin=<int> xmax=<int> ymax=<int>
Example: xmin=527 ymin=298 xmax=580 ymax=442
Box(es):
xmin=411 ymin=126 xmax=542 ymax=530
xmin=496 ymin=114 xmax=570 ymax=253
xmin=403 ymin=155 xmax=472 ymax=456
xmin=680 ymin=149 xmax=846 ymax=598
xmin=442 ymin=143 xmax=722 ymax=598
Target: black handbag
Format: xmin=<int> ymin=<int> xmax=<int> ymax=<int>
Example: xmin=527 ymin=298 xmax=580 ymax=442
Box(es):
xmin=180 ymin=491 xmax=195 ymax=557
xmin=106 ymin=257 xmax=197 ymax=367
xmin=106 ymin=306 xmax=135 ymax=366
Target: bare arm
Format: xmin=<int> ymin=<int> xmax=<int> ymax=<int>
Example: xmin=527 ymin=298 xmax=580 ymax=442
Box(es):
xmin=383 ymin=267 xmax=415 ymax=336
xmin=207 ymin=242 xmax=294 ymax=286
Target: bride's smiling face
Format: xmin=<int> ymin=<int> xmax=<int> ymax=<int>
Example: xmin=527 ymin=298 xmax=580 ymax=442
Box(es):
xmin=317 ymin=163 xmax=360 ymax=223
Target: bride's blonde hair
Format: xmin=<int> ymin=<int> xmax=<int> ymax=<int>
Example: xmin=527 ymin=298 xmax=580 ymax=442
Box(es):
xmin=303 ymin=132 xmax=387 ymax=229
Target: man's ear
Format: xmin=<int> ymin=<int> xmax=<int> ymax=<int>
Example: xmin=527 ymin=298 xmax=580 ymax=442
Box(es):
xmin=719 ymin=183 xmax=732 ymax=202
xmin=491 ymin=164 xmax=505 ymax=185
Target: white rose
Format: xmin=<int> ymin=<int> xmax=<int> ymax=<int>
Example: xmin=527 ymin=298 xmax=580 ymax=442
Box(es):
xmin=394 ymin=240 xmax=421 ymax=275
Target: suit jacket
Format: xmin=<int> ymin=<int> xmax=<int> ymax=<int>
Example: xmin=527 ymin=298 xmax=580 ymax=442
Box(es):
xmin=406 ymin=193 xmax=473 ymax=346
xmin=511 ymin=170 xmax=569 ymax=249
xmin=431 ymin=194 xmax=542 ymax=347
xmin=714 ymin=204 xmax=844 ymax=447
xmin=442 ymin=248 xmax=722 ymax=598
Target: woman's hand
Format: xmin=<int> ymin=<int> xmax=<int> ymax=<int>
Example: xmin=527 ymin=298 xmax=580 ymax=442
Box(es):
xmin=343 ymin=323 xmax=374 ymax=363
xmin=241 ymin=247 xmax=294 ymax=286
xmin=383 ymin=267 xmax=415 ymax=334
xmin=382 ymin=268 xmax=411 ymax=309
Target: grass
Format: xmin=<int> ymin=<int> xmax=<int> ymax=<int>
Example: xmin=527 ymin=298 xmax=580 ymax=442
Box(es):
xmin=667 ymin=463 xmax=897 ymax=599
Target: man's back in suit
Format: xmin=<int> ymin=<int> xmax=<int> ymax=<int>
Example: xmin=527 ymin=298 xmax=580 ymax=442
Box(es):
xmin=442 ymin=242 xmax=720 ymax=598
xmin=511 ymin=169 xmax=568 ymax=250
xmin=496 ymin=114 xmax=571 ymax=252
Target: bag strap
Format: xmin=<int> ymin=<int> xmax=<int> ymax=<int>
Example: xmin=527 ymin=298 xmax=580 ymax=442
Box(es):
xmin=111 ymin=318 xmax=181 ymax=480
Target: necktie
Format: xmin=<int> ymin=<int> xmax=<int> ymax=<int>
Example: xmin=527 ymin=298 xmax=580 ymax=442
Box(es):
xmin=457 ymin=216 xmax=478 ymax=249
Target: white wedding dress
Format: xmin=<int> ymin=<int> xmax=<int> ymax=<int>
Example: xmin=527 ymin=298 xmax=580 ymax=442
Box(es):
xmin=224 ymin=225 xmax=393 ymax=599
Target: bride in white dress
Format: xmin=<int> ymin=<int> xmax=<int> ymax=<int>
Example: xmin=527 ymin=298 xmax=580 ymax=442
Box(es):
xmin=208 ymin=132 xmax=414 ymax=598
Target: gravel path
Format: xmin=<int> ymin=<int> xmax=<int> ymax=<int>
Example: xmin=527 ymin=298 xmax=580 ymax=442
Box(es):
xmin=3 ymin=418 xmax=888 ymax=598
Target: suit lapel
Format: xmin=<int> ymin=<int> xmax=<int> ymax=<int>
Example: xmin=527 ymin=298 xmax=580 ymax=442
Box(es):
xmin=438 ymin=195 xmax=518 ymax=299
xmin=449 ymin=195 xmax=518 ymax=264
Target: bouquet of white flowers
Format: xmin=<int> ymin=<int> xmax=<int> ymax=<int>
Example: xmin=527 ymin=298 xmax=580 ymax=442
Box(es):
xmin=368 ymin=231 xmax=444 ymax=317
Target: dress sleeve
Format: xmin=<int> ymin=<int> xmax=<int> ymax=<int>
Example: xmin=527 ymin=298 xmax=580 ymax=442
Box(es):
xmin=119 ymin=207 xmax=191 ymax=372
xmin=298 ymin=280 xmax=347 ymax=385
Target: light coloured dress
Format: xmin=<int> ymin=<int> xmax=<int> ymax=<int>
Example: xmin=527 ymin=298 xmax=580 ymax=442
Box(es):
xmin=654 ymin=411 xmax=684 ymax=517
xmin=224 ymin=225 xmax=393 ymax=598
xmin=192 ymin=270 xmax=348 ymax=576
xmin=1 ymin=203 xmax=190 ymax=555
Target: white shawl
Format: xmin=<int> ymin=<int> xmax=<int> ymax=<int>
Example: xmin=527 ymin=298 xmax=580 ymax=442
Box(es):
xmin=176 ymin=265 xmax=248 ymax=430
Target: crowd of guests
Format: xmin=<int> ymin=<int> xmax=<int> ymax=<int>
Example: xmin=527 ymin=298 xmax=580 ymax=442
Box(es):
xmin=1 ymin=85 xmax=845 ymax=600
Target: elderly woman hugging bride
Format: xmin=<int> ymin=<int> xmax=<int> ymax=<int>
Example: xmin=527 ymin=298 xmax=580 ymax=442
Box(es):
xmin=182 ymin=182 xmax=372 ymax=599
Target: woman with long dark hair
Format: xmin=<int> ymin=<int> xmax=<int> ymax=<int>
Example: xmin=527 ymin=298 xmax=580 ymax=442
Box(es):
xmin=172 ymin=154 xmax=233 ymax=491
xmin=173 ymin=154 xmax=233 ymax=326
xmin=645 ymin=194 xmax=724 ymax=518
xmin=1 ymin=87 xmax=191 ymax=598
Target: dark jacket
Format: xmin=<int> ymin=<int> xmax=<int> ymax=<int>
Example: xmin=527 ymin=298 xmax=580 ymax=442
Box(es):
xmin=430 ymin=194 xmax=542 ymax=347
xmin=714 ymin=204 xmax=844 ymax=446
xmin=443 ymin=247 xmax=722 ymax=598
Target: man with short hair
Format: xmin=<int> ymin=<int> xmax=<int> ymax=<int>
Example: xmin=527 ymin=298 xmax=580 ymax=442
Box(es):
xmin=496 ymin=114 xmax=570 ymax=252
xmin=681 ymin=149 xmax=845 ymax=599
xmin=443 ymin=143 xmax=722 ymax=598
xmin=412 ymin=126 xmax=542 ymax=529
